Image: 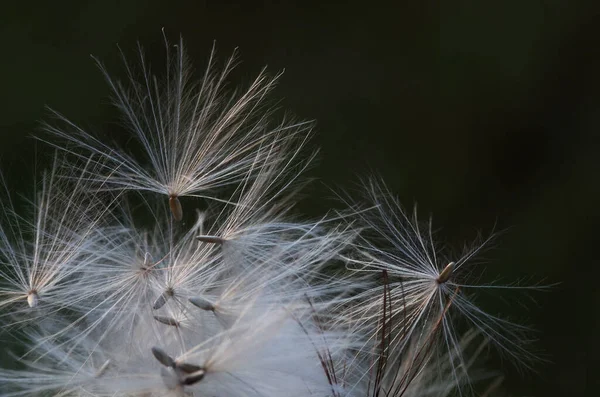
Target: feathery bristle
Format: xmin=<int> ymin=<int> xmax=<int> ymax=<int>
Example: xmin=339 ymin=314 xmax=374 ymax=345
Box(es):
xmin=0 ymin=36 xmax=546 ymax=397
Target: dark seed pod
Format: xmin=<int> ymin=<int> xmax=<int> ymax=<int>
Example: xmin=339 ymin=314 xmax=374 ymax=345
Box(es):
xmin=189 ymin=296 xmax=215 ymax=311
xmin=169 ymin=195 xmax=183 ymax=221
xmin=196 ymin=235 xmax=225 ymax=244
xmin=151 ymin=346 xmax=175 ymax=368
xmin=153 ymin=315 xmax=180 ymax=327
xmin=177 ymin=362 xmax=203 ymax=374
xmin=182 ymin=369 xmax=206 ymax=386
xmin=153 ymin=289 xmax=174 ymax=310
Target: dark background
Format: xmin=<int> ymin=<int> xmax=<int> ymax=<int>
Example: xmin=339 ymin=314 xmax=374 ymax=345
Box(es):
xmin=0 ymin=1 xmax=597 ymax=396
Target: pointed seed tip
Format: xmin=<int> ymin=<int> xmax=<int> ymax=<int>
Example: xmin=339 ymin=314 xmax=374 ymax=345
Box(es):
xmin=151 ymin=346 xmax=175 ymax=368
xmin=436 ymin=262 xmax=455 ymax=284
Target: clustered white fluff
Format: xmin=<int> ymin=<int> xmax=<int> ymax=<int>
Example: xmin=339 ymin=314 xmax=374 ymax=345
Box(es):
xmin=0 ymin=37 xmax=540 ymax=397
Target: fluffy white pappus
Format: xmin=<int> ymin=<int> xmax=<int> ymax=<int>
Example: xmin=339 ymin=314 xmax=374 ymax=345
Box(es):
xmin=0 ymin=317 xmax=170 ymax=397
xmin=339 ymin=178 xmax=541 ymax=384
xmin=0 ymin=31 xmax=548 ymax=397
xmin=142 ymin=228 xmax=370 ymax=396
xmin=194 ymin=128 xmax=315 ymax=257
xmin=42 ymin=35 xmax=315 ymax=222
xmin=200 ymin=215 xmax=358 ymax=306
xmin=150 ymin=299 xmax=366 ymax=397
xmin=0 ymin=280 xmax=367 ymax=397
xmin=60 ymin=204 xmax=223 ymax=348
xmin=187 ymin=156 xmax=362 ymax=315
xmin=0 ymin=158 xmax=116 ymax=330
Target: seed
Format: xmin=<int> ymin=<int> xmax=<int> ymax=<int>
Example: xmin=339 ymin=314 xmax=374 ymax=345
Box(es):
xmin=195 ymin=235 xmax=225 ymax=244
xmin=153 ymin=315 xmax=180 ymax=327
xmin=169 ymin=195 xmax=183 ymax=221
xmin=27 ymin=291 xmax=39 ymax=308
xmin=153 ymin=288 xmax=174 ymax=310
xmin=151 ymin=346 xmax=175 ymax=368
xmin=189 ymin=296 xmax=215 ymax=311
xmin=181 ymin=369 xmax=205 ymax=385
xmin=177 ymin=362 xmax=203 ymax=374
xmin=436 ymin=262 xmax=455 ymax=284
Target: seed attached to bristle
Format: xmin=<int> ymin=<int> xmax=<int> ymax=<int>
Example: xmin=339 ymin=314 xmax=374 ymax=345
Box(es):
xmin=153 ymin=288 xmax=174 ymax=310
xmin=160 ymin=364 xmax=206 ymax=389
xmin=196 ymin=235 xmax=225 ymax=244
xmin=177 ymin=362 xmax=203 ymax=374
xmin=151 ymin=347 xmax=175 ymax=368
xmin=169 ymin=195 xmax=183 ymax=221
xmin=153 ymin=315 xmax=180 ymax=327
xmin=436 ymin=262 xmax=455 ymax=284
xmin=189 ymin=296 xmax=215 ymax=311
xmin=182 ymin=369 xmax=206 ymax=386
xmin=27 ymin=290 xmax=39 ymax=308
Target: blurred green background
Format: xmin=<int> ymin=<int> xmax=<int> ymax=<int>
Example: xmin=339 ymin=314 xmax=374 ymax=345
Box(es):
xmin=0 ymin=1 xmax=597 ymax=396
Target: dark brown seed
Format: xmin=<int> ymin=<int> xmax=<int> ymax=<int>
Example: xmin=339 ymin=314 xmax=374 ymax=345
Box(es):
xmin=153 ymin=315 xmax=180 ymax=327
xmin=196 ymin=235 xmax=225 ymax=244
xmin=177 ymin=362 xmax=203 ymax=374
xmin=151 ymin=347 xmax=175 ymax=368
xmin=182 ymin=369 xmax=205 ymax=385
xmin=169 ymin=195 xmax=183 ymax=221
